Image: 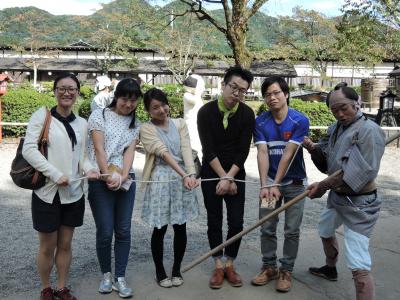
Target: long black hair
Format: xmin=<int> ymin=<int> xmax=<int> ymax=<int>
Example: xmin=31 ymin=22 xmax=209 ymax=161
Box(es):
xmin=105 ymin=78 xmax=142 ymax=128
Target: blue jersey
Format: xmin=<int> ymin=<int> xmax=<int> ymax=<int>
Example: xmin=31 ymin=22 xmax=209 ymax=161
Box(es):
xmin=254 ymin=108 xmax=309 ymax=183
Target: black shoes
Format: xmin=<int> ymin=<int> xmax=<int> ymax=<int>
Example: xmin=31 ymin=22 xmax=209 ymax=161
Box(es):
xmin=309 ymin=265 xmax=338 ymax=281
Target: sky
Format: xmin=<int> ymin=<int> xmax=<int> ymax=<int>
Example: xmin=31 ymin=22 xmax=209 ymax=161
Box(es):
xmin=0 ymin=0 xmax=346 ymax=17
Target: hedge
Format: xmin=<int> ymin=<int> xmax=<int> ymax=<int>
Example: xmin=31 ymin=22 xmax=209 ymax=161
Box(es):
xmin=1 ymin=88 xmax=56 ymax=137
xmin=256 ymin=98 xmax=336 ymax=140
xmin=78 ymin=83 xmax=185 ymax=122
xmin=1 ymin=85 xmax=94 ymax=137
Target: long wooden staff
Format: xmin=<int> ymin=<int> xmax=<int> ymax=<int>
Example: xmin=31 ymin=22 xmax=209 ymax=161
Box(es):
xmin=182 ymin=189 xmax=310 ymax=273
xmin=182 ymin=168 xmax=342 ymax=273
xmin=183 ymin=128 xmax=395 ymax=273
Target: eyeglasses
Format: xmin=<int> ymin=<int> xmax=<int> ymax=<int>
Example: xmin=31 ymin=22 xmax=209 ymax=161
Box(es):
xmin=56 ymin=87 xmax=79 ymax=94
xmin=264 ymin=90 xmax=283 ymax=99
xmin=227 ymin=83 xmax=248 ymax=96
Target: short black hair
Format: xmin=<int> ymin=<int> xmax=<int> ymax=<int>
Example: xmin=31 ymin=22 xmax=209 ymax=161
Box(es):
xmin=223 ymin=65 xmax=254 ymax=86
xmin=260 ymin=76 xmax=290 ymax=105
xmin=53 ymin=73 xmax=80 ymax=91
xmin=143 ymin=88 xmax=169 ymax=111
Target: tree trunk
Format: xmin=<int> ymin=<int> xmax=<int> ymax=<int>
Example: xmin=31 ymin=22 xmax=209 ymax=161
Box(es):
xmin=228 ymin=24 xmax=252 ymax=69
xmin=33 ymin=62 xmax=38 ymax=88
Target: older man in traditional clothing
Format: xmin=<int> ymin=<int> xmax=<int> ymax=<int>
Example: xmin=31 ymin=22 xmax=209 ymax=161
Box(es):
xmin=303 ymin=86 xmax=385 ymax=300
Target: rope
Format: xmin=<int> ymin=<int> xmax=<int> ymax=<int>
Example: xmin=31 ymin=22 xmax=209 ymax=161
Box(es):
xmin=45 ymin=174 xmax=282 ymax=188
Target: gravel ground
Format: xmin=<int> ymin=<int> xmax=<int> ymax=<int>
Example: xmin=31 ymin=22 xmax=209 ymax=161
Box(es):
xmin=0 ymin=141 xmax=399 ymax=298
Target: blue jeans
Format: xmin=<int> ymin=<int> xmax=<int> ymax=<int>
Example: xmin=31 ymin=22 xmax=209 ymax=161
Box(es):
xmin=88 ymin=175 xmax=135 ymax=278
xmin=259 ymin=183 xmax=305 ymax=272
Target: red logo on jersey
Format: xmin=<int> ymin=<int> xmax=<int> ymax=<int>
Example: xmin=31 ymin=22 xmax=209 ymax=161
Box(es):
xmin=283 ymin=132 xmax=292 ymax=140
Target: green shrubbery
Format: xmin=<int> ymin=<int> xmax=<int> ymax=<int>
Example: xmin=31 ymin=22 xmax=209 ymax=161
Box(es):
xmin=2 ymin=85 xmax=95 ymax=137
xmin=1 ymin=88 xmax=56 ymax=137
xmin=257 ymin=98 xmax=336 ymax=140
xmin=78 ymin=83 xmax=185 ymax=122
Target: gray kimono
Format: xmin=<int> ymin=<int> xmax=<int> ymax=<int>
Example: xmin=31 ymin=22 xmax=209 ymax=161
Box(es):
xmin=311 ymin=111 xmax=385 ymax=237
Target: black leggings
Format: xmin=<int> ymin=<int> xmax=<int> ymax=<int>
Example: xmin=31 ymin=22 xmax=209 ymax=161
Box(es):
xmin=151 ymin=223 xmax=187 ymax=280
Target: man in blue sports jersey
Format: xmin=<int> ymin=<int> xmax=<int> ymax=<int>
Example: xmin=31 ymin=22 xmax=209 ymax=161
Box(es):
xmin=251 ymin=76 xmax=310 ymax=293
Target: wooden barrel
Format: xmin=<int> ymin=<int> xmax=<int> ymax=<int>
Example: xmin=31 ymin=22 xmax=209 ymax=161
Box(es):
xmin=361 ymin=78 xmax=389 ymax=109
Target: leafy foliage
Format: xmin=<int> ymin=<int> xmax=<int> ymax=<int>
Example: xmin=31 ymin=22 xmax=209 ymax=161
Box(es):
xmin=1 ymin=88 xmax=56 ymax=137
xmin=78 ymin=83 xmax=185 ymax=123
xmin=340 ymin=0 xmax=400 ymax=61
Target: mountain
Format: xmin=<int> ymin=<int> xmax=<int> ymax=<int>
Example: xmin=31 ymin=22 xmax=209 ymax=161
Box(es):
xmin=0 ymin=0 xmax=332 ymax=56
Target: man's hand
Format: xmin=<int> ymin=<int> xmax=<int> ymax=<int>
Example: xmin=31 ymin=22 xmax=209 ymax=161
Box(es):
xmin=259 ymin=188 xmax=269 ymax=201
xmin=307 ymin=182 xmax=327 ymax=198
xmin=228 ymin=181 xmax=237 ymax=195
xmin=269 ymin=186 xmax=281 ymax=200
xmin=303 ymin=136 xmax=316 ymax=152
xmin=216 ymin=179 xmax=231 ymax=195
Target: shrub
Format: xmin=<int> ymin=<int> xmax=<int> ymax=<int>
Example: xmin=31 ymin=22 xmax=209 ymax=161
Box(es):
xmin=136 ymin=83 xmax=185 ymax=122
xmin=79 ymin=85 xmax=95 ymax=101
xmin=78 ymin=98 xmax=91 ymax=120
xmin=256 ymin=98 xmax=336 ymax=141
xmin=1 ymin=88 xmax=56 ymax=137
xmin=78 ymin=83 xmax=185 ymax=123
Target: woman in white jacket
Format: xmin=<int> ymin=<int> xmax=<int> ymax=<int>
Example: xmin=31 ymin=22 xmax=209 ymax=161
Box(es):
xmin=22 ymin=73 xmax=99 ymax=300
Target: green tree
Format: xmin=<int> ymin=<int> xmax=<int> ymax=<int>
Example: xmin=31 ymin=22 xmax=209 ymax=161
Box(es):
xmin=10 ymin=10 xmax=59 ymax=87
xmin=177 ymin=0 xmax=272 ymax=68
xmin=340 ymin=0 xmax=400 ymax=61
xmin=266 ymin=8 xmax=339 ymax=85
xmin=86 ymin=1 xmax=146 ymax=73
xmin=148 ymin=6 xmax=215 ymax=83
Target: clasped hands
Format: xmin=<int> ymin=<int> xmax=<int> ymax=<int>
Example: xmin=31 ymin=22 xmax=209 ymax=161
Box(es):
xmin=183 ymin=175 xmax=199 ymax=190
xmin=216 ymin=177 xmax=237 ymax=196
xmin=259 ymin=185 xmax=280 ymax=208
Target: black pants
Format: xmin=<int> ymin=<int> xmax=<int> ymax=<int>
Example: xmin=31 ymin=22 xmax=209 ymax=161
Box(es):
xmin=151 ymin=223 xmax=187 ymax=280
xmin=201 ymin=170 xmax=246 ymax=259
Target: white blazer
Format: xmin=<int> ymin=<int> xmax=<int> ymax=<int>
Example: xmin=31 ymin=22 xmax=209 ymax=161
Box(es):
xmin=22 ymin=107 xmax=95 ymax=204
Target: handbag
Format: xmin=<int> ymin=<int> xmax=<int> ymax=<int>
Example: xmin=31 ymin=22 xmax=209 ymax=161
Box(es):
xmin=9 ymin=109 xmax=52 ymax=189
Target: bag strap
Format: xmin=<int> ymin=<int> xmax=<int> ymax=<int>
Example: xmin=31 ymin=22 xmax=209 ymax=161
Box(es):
xmin=38 ymin=109 xmax=52 ymax=154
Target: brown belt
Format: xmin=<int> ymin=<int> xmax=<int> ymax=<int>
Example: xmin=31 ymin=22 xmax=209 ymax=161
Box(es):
xmin=333 ymin=181 xmax=377 ymax=196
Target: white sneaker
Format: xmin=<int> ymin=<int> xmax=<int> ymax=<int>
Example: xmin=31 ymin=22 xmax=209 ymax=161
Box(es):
xmin=112 ymin=277 xmax=133 ymax=298
xmin=171 ymin=276 xmax=184 ymax=287
xmin=156 ymin=277 xmax=173 ymax=288
xmin=98 ymin=272 xmax=113 ymax=294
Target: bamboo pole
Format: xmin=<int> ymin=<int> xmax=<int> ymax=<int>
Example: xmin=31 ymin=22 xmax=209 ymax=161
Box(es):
xmin=182 ymin=189 xmax=310 ymax=273
xmin=182 ymin=168 xmax=343 ymax=273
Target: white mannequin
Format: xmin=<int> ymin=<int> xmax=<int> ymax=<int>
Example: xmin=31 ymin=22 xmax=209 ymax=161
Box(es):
xmin=183 ymin=74 xmax=205 ymax=161
xmin=91 ymin=76 xmax=112 ymax=112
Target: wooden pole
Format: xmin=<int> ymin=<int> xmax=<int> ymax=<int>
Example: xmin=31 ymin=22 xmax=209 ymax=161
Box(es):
xmin=182 ymin=189 xmax=310 ymax=273
xmin=182 ymin=168 xmax=344 ymax=273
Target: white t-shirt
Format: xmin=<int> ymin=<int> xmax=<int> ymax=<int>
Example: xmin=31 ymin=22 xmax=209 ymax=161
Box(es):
xmin=87 ymin=108 xmax=140 ymax=171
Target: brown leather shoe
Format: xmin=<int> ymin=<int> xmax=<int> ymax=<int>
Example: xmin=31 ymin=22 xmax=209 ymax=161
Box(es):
xmin=251 ymin=266 xmax=279 ymax=286
xmin=224 ymin=266 xmax=242 ymax=287
xmin=54 ymin=287 xmax=77 ymax=300
xmin=276 ymin=270 xmax=292 ymax=292
xmin=40 ymin=287 xmax=54 ymax=300
xmin=209 ymin=268 xmax=225 ymax=289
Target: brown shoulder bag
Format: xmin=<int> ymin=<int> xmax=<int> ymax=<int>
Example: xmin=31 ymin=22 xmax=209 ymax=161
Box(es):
xmin=9 ymin=109 xmax=52 ymax=189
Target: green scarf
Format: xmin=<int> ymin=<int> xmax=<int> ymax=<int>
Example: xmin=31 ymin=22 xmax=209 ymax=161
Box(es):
xmin=217 ymin=96 xmax=239 ymax=129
